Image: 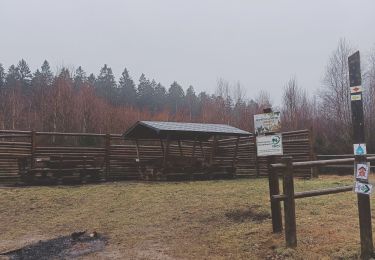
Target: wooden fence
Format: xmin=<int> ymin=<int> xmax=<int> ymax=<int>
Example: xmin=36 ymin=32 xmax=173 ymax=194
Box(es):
xmin=0 ymin=129 xmax=314 ymax=184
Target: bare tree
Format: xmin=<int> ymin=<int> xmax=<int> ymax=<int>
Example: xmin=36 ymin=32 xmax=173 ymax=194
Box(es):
xmin=318 ymin=38 xmax=353 ymax=152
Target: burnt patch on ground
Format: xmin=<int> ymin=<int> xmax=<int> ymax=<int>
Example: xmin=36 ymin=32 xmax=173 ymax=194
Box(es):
xmin=225 ymin=206 xmax=271 ymax=223
xmin=1 ymin=232 xmax=107 ymax=260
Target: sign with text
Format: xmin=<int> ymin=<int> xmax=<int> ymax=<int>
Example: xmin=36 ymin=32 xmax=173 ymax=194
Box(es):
xmin=256 ymin=134 xmax=283 ymax=157
xmin=254 ymin=112 xmax=281 ymax=135
xmin=354 ymin=181 xmax=373 ymax=195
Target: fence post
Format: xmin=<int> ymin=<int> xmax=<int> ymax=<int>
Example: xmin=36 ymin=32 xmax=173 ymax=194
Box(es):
xmin=283 ymin=156 xmax=297 ymax=248
xmin=349 ymin=51 xmax=373 ymax=259
xmin=31 ymin=130 xmax=36 ymax=168
xmin=255 ymin=136 xmax=260 ymax=178
xmin=267 ymin=156 xmax=282 ymax=233
xmin=105 ymin=134 xmax=110 ymax=180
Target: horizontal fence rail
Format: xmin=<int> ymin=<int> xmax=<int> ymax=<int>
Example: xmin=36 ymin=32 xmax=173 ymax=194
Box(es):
xmin=0 ymin=129 xmax=314 ymax=184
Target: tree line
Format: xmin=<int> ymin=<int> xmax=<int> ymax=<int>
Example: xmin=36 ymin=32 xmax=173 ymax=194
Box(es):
xmin=0 ymin=39 xmax=374 ymax=154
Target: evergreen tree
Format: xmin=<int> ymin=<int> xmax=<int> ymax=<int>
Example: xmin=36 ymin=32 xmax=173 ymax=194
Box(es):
xmin=0 ymin=63 xmax=5 ymax=89
xmin=87 ymin=73 xmax=96 ymax=86
xmin=17 ymin=59 xmax=32 ymax=88
xmin=96 ymin=64 xmax=116 ymax=89
xmin=118 ymin=68 xmax=137 ymax=106
xmin=137 ymin=73 xmax=155 ymax=110
xmin=40 ymin=60 xmax=54 ymax=86
xmin=154 ymin=83 xmax=167 ymax=112
xmin=74 ymin=66 xmax=87 ymax=89
xmin=168 ymin=81 xmax=185 ymax=114
xmin=96 ymin=64 xmax=116 ymax=103
xmin=5 ymin=65 xmax=20 ymax=86
xmin=185 ymin=85 xmax=198 ymax=120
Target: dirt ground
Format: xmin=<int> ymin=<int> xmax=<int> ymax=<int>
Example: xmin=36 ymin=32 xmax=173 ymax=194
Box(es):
xmin=0 ymin=176 xmax=369 ymax=259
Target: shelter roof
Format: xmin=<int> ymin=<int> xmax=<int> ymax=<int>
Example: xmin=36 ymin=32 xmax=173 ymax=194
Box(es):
xmin=123 ymin=121 xmax=251 ymax=140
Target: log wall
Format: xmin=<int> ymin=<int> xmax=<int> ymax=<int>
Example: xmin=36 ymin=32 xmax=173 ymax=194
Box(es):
xmin=0 ymin=129 xmax=314 ymax=184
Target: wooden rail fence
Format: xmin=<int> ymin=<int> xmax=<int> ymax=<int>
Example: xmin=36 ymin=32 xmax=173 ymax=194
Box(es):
xmin=0 ymin=129 xmax=314 ymax=184
xmin=268 ymin=156 xmax=375 ymax=256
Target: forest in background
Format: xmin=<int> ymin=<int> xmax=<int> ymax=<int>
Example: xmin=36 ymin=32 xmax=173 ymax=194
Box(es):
xmin=1 ymin=39 xmax=375 ymax=154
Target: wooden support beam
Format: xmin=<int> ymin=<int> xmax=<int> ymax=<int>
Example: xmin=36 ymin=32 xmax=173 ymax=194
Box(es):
xmin=349 ymin=51 xmax=373 ymax=259
xmin=105 ymin=134 xmax=110 ymax=180
xmin=282 ymin=157 xmax=297 ymax=248
xmin=267 ymin=156 xmax=282 ymax=233
xmin=31 ymin=131 xmax=36 ymax=168
xmin=272 ymin=185 xmax=353 ymax=201
xmin=232 ymin=137 xmax=240 ymax=168
xmin=178 ymin=140 xmax=183 ymax=157
xmin=163 ymin=137 xmax=170 ymax=168
xmin=160 ymin=139 xmax=165 ymax=157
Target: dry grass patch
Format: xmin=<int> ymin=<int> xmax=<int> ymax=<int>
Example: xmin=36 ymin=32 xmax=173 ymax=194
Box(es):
xmin=0 ymin=175 xmax=370 ymax=259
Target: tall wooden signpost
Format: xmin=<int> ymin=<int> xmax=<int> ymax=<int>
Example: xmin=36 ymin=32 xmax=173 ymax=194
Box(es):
xmin=255 ymin=109 xmax=284 ymax=234
xmin=349 ymin=51 xmax=374 ymax=259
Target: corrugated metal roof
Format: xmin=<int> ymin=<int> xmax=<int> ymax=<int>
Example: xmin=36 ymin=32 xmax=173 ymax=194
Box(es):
xmin=141 ymin=121 xmax=249 ymax=134
xmin=123 ymin=121 xmax=251 ymax=140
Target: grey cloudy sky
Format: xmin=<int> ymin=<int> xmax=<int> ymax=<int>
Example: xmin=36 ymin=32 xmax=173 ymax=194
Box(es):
xmin=1 ymin=0 xmax=375 ymax=105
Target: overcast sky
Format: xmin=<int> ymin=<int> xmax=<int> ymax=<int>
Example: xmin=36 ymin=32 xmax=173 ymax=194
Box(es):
xmin=1 ymin=0 xmax=375 ymax=105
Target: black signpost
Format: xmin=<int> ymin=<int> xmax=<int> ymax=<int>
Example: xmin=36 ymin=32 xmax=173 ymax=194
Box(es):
xmin=349 ymin=51 xmax=374 ymax=259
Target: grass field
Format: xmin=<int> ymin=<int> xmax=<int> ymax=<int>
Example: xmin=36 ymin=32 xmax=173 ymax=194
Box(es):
xmin=0 ymin=176 xmax=370 ymax=259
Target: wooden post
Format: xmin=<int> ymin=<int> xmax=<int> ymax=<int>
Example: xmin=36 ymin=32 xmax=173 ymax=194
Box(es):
xmin=254 ymin=136 xmax=260 ymax=178
xmin=31 ymin=130 xmax=36 ymax=168
xmin=209 ymin=135 xmax=218 ymax=166
xmin=232 ymin=137 xmax=240 ymax=168
xmin=349 ymin=51 xmax=373 ymax=259
xmin=105 ymin=134 xmax=110 ymax=180
xmin=308 ymin=127 xmax=318 ymax=178
xmin=282 ymin=156 xmax=297 ymax=248
xmin=178 ymin=140 xmax=183 ymax=157
xmin=163 ymin=136 xmax=170 ymax=168
xmin=267 ymin=156 xmax=282 ymax=233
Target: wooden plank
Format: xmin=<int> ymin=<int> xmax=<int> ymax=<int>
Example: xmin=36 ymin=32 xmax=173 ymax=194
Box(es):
xmin=268 ymin=156 xmax=282 ymax=233
xmin=282 ymin=157 xmax=297 ymax=248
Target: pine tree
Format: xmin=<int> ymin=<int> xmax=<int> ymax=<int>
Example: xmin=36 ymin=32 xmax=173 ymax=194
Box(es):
xmin=87 ymin=73 xmax=96 ymax=86
xmin=137 ymin=73 xmax=155 ymax=110
xmin=0 ymin=63 xmax=5 ymax=89
xmin=17 ymin=59 xmax=32 ymax=88
xmin=154 ymin=83 xmax=167 ymax=112
xmin=96 ymin=64 xmax=116 ymax=103
xmin=168 ymin=81 xmax=185 ymax=114
xmin=185 ymin=85 xmax=198 ymax=120
xmin=118 ymin=68 xmax=137 ymax=106
xmin=40 ymin=60 xmax=54 ymax=86
xmin=74 ymin=66 xmax=87 ymax=89
xmin=5 ymin=65 xmax=20 ymax=87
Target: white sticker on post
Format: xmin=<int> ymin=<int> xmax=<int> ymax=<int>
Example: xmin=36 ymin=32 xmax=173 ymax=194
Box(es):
xmin=351 ymin=94 xmax=362 ymax=101
xmin=354 ymin=181 xmax=372 ymax=195
xmin=350 ymin=86 xmax=362 ymax=94
xmin=355 ymin=162 xmax=370 ymax=181
xmin=354 ymin=143 xmax=367 ymax=155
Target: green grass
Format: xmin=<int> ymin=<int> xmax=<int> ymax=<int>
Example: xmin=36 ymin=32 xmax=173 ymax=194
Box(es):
xmin=0 ymin=176 xmax=369 ymax=259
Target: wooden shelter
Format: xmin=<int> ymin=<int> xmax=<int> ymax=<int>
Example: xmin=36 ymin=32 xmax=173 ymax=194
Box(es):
xmin=123 ymin=121 xmax=251 ymax=180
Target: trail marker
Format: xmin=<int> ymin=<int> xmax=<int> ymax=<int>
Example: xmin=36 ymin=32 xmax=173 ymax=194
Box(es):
xmin=354 ymin=143 xmax=367 ymax=155
xmin=355 ymin=182 xmax=373 ymax=195
xmin=355 ymin=162 xmax=370 ymax=181
xmin=350 ymin=86 xmax=363 ymax=94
